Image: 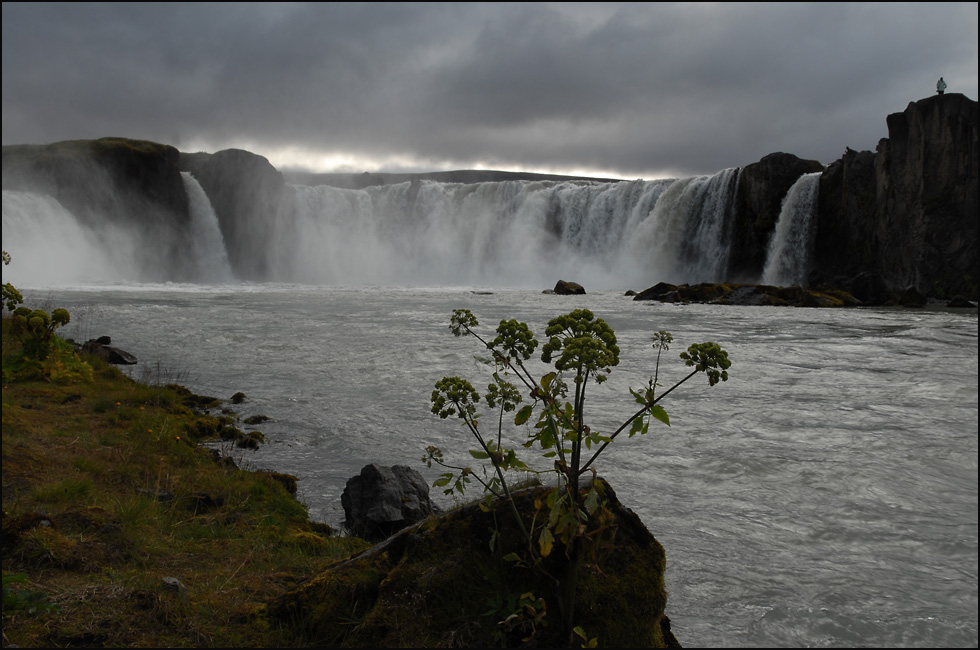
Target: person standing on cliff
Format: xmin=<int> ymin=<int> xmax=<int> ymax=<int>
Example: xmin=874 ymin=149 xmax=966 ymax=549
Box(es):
xmin=937 ymin=77 xmax=947 ymax=94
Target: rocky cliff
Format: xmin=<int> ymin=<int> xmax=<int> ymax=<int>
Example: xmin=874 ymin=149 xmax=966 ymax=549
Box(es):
xmin=730 ymin=152 xmax=825 ymax=281
xmin=2 ymin=137 xmax=192 ymax=279
xmin=180 ymin=149 xmax=286 ymax=280
xmin=814 ymin=93 xmax=978 ymax=298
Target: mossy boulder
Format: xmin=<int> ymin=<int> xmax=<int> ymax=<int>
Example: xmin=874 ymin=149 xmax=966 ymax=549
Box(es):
xmin=553 ymin=279 xmax=587 ymax=295
xmin=270 ymin=479 xmax=679 ymax=648
xmin=633 ymin=282 xmax=859 ymax=308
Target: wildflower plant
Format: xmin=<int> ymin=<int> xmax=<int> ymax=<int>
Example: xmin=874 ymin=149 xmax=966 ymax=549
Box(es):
xmin=2 ymin=251 xmax=90 ymax=382
xmin=425 ymin=308 xmax=731 ymax=641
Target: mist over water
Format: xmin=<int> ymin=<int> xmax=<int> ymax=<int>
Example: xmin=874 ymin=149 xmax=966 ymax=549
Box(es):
xmin=1 ymin=190 xmax=142 ymax=286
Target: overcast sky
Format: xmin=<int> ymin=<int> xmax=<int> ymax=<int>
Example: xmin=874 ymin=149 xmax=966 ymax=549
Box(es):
xmin=2 ymin=2 xmax=977 ymax=179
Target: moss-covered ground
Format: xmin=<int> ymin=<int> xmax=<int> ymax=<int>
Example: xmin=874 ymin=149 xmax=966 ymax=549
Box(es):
xmin=1 ymin=318 xmax=369 ymax=647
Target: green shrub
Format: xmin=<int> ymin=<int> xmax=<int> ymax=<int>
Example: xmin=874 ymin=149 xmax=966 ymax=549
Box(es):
xmin=2 ymin=251 xmax=91 ymax=383
xmin=426 ymin=309 xmax=731 ymax=642
xmin=2 ymin=250 xmax=24 ymax=312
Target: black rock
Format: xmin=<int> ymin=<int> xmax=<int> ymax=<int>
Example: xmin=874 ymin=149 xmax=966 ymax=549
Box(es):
xmin=553 ymin=279 xmax=586 ymax=295
xmin=341 ymin=464 xmax=434 ymax=542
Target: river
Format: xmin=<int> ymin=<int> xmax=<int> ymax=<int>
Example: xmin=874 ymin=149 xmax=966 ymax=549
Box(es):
xmin=26 ymin=283 xmax=978 ymax=648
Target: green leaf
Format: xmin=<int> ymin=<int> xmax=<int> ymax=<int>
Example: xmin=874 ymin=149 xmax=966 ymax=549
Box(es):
xmin=650 ymin=404 xmax=670 ymax=426
xmin=584 ymin=485 xmax=599 ymax=514
xmin=433 ymin=472 xmax=455 ymax=487
xmin=514 ymin=404 xmax=534 ymax=425
xmin=468 ymin=449 xmax=490 ymax=459
xmin=538 ymin=527 xmax=554 ymax=557
xmin=537 ymin=420 xmax=558 ymax=449
xmin=540 ymin=371 xmax=557 ymax=391
xmin=629 ymin=416 xmax=645 ymax=437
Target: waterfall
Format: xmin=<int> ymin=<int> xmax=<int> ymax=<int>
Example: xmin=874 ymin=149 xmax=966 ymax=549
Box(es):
xmin=4 ymin=169 xmax=766 ymax=288
xmin=181 ymin=172 xmax=234 ymax=283
xmin=1 ymin=190 xmax=140 ymax=286
xmin=273 ymin=175 xmax=738 ymax=288
xmin=761 ymin=172 xmax=821 ymax=286
xmin=628 ymin=168 xmax=741 ymax=284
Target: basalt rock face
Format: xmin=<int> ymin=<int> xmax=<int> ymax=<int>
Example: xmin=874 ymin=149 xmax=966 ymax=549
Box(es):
xmin=2 ymin=138 xmax=189 ymax=224
xmin=2 ymin=137 xmax=191 ymax=279
xmin=815 ymin=93 xmax=978 ymax=297
xmin=180 ymin=149 xmax=286 ymax=280
xmin=730 ymin=152 xmax=825 ymax=280
xmin=814 ymin=148 xmax=878 ymax=284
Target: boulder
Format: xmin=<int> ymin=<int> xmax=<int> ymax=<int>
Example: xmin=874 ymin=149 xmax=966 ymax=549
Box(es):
xmin=633 ymin=282 xmax=858 ymax=307
xmin=898 ymin=285 xmax=927 ymax=308
xmin=553 ymin=279 xmax=586 ymax=295
xmin=947 ymin=295 xmax=978 ymax=308
xmin=632 ymin=282 xmax=678 ymax=301
xmin=80 ymin=337 xmax=138 ymax=365
xmin=341 ymin=464 xmax=434 ymax=542
xmin=847 ymin=271 xmax=892 ymax=305
xmin=272 ymin=478 xmax=680 ymax=647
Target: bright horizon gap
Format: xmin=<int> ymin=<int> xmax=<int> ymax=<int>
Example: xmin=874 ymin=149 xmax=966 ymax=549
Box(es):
xmin=182 ymin=139 xmax=688 ymax=181
xmin=263 ymin=149 xmax=659 ymax=181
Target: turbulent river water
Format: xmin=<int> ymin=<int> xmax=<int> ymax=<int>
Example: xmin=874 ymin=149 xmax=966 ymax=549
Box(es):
xmin=22 ymin=283 xmax=978 ymax=648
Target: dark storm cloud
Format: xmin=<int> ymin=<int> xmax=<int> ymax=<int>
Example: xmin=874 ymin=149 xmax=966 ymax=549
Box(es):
xmin=3 ymin=2 xmax=977 ymax=178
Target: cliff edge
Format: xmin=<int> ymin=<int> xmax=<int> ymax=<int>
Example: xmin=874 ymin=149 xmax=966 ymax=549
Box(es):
xmin=815 ymin=93 xmax=978 ymax=297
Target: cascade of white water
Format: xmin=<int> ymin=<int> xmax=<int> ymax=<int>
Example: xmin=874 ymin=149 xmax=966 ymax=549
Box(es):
xmin=3 ymin=168 xmax=767 ymax=288
xmin=181 ymin=172 xmax=234 ymax=283
xmin=1 ymin=190 xmax=140 ymax=286
xmin=628 ymin=168 xmax=740 ymax=284
xmin=277 ymin=177 xmax=696 ymax=288
xmin=761 ymin=172 xmax=821 ymax=286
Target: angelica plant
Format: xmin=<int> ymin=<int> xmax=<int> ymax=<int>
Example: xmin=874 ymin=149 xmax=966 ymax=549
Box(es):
xmin=426 ymin=308 xmax=731 ymax=642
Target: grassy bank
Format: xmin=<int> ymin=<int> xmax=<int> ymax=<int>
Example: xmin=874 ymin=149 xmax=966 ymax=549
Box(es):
xmin=1 ymin=319 xmax=369 ymax=647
